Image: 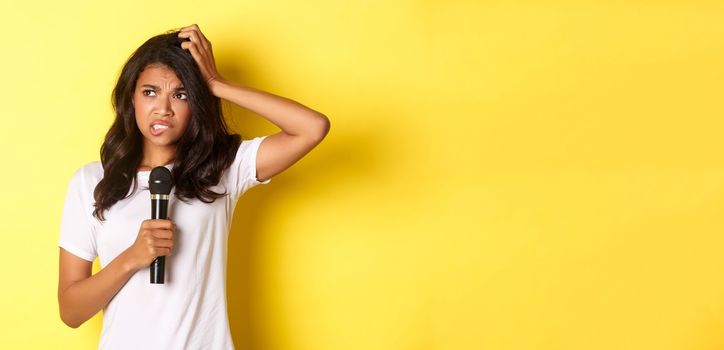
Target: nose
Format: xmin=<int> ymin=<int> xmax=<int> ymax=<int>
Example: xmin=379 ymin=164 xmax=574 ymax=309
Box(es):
xmin=154 ymin=94 xmax=173 ymax=116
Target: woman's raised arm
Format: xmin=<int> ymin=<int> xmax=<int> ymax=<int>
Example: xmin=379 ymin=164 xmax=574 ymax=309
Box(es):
xmin=178 ymin=24 xmax=331 ymax=182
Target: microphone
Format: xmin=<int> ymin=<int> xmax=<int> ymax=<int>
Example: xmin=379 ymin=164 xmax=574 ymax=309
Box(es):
xmin=149 ymin=166 xmax=173 ymax=284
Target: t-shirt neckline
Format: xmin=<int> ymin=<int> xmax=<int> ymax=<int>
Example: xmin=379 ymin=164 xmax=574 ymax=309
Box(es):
xmin=137 ymin=163 xmax=174 ymax=176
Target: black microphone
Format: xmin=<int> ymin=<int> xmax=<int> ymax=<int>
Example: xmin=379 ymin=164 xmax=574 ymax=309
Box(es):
xmin=149 ymin=166 xmax=173 ymax=284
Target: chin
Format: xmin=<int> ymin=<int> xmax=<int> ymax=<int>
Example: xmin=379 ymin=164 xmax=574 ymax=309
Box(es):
xmin=154 ymin=140 xmax=180 ymax=147
xmin=143 ymin=135 xmax=180 ymax=147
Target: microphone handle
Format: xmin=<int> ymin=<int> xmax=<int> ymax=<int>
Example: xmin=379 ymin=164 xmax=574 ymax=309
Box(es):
xmin=150 ymin=198 xmax=168 ymax=284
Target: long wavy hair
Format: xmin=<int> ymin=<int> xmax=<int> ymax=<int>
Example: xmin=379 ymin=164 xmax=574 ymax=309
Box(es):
xmin=93 ymin=30 xmax=241 ymax=221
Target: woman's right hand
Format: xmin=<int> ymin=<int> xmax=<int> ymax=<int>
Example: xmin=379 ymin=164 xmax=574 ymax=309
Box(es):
xmin=124 ymin=219 xmax=176 ymax=272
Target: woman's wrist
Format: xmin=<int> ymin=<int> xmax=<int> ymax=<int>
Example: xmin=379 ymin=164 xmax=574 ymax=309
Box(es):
xmin=209 ymin=77 xmax=231 ymax=98
xmin=119 ymin=249 xmax=140 ymax=274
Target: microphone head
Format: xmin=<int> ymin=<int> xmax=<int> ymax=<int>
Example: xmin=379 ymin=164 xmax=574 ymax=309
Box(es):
xmin=149 ymin=166 xmax=173 ymax=195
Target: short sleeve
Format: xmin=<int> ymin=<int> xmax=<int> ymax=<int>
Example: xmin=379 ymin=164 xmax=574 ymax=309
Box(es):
xmin=58 ymin=167 xmax=98 ymax=262
xmin=229 ymin=135 xmax=272 ymax=198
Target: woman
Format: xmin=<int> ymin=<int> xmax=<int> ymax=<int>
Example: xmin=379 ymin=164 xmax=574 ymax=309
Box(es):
xmin=57 ymin=24 xmax=330 ymax=349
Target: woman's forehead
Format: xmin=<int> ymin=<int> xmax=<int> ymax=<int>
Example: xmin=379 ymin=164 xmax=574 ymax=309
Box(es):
xmin=137 ymin=65 xmax=184 ymax=87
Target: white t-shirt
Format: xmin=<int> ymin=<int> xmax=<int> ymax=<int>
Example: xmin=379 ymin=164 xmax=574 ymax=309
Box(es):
xmin=58 ymin=136 xmax=271 ymax=350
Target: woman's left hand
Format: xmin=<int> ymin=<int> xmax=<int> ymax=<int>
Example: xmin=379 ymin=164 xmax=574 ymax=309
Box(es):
xmin=178 ymin=24 xmax=223 ymax=88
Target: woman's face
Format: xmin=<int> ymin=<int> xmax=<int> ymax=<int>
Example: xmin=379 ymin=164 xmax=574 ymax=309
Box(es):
xmin=132 ymin=64 xmax=191 ymax=149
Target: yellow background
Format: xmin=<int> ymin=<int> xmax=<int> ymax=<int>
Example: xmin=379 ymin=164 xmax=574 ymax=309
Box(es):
xmin=1 ymin=0 xmax=723 ymax=349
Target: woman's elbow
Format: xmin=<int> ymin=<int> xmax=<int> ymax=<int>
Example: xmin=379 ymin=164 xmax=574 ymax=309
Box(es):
xmin=59 ymin=302 xmax=84 ymax=328
xmin=60 ymin=312 xmax=81 ymax=329
xmin=312 ymin=115 xmax=331 ymax=141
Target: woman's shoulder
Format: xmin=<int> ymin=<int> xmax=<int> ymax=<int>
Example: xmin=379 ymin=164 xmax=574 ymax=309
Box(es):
xmin=236 ymin=135 xmax=267 ymax=156
xmin=68 ymin=161 xmax=104 ymax=188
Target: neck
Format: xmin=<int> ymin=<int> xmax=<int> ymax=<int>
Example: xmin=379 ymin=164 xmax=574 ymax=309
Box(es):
xmin=139 ymin=142 xmax=177 ymax=171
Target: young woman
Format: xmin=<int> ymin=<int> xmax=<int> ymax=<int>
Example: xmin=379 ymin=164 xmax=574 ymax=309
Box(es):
xmin=57 ymin=24 xmax=330 ymax=349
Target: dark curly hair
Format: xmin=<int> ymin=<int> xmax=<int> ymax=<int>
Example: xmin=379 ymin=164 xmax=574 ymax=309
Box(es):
xmin=92 ymin=30 xmax=241 ymax=221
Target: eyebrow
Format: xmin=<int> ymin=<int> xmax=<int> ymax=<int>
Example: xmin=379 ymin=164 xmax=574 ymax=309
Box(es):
xmin=141 ymin=84 xmax=186 ymax=91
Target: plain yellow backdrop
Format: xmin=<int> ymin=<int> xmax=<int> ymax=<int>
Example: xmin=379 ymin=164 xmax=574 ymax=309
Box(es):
xmin=1 ymin=0 xmax=723 ymax=349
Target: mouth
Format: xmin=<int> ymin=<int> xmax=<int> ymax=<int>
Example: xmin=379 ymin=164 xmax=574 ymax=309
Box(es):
xmin=150 ymin=123 xmax=171 ymax=136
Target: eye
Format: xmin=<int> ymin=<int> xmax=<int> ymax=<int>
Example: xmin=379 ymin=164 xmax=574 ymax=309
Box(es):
xmin=142 ymin=89 xmax=156 ymax=97
xmin=175 ymin=92 xmax=188 ymax=100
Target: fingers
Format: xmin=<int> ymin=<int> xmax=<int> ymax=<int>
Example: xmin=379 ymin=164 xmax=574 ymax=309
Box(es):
xmin=148 ymin=246 xmax=172 ymax=257
xmin=179 ymin=41 xmax=220 ymax=86
xmin=151 ymin=229 xmax=173 ymax=239
xmin=146 ymin=234 xmax=173 ymax=247
xmin=143 ymin=219 xmax=176 ymax=230
xmin=142 ymin=220 xmax=175 ymax=241
xmin=178 ymin=24 xmax=214 ymax=67
xmin=141 ymin=234 xmax=173 ymax=257
xmin=176 ymin=24 xmax=222 ymax=88
xmin=153 ymin=239 xmax=174 ymax=249
xmin=182 ymin=24 xmax=208 ymax=41
xmin=180 ymin=40 xmax=204 ymax=65
xmin=178 ymin=25 xmax=213 ymax=67
xmin=179 ymin=29 xmax=209 ymax=50
xmin=178 ymin=24 xmax=210 ymax=50
xmin=145 ymin=225 xmax=174 ymax=256
xmin=157 ymin=248 xmax=172 ymax=257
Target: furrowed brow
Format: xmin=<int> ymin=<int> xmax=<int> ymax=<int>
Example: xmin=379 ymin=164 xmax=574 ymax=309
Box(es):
xmin=141 ymin=84 xmax=186 ymax=91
